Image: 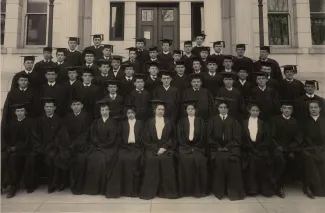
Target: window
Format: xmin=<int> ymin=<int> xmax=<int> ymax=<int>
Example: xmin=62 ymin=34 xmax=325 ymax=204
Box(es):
xmin=267 ymin=0 xmax=290 ymax=45
xmin=1 ymin=0 xmax=6 ymax=45
xmin=310 ymin=0 xmax=325 ymax=45
xmin=191 ymin=3 xmax=204 ymax=40
xmin=26 ymin=0 xmax=48 ymax=45
xmin=110 ymin=3 xmax=124 ymax=41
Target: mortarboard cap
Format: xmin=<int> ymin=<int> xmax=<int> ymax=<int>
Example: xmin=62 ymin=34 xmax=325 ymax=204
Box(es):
xmin=254 ymin=71 xmax=268 ymax=77
xmin=96 ymin=99 xmax=110 ymax=106
xmin=183 ymin=40 xmax=193 ymax=46
xmin=199 ymin=46 xmax=210 ymax=52
xmin=305 ymin=96 xmax=322 ymax=106
xmin=149 ymin=46 xmax=158 ymax=52
xmin=124 ymin=104 xmax=136 ymax=111
xmin=125 ymin=47 xmax=137 ymax=52
xmin=191 ymin=56 xmax=202 ymax=62
xmin=236 ymin=44 xmax=246 ymax=49
xmin=68 ymin=37 xmax=80 ymax=45
xmin=91 ymin=34 xmax=104 ymax=40
xmin=81 ymin=68 xmax=94 ymax=75
xmin=206 ymin=56 xmax=217 ymax=64
xmin=260 ymin=61 xmax=272 ymax=68
xmin=97 ymin=59 xmax=111 ymax=66
xmin=83 ymin=49 xmax=95 ymax=55
xmin=224 ymin=55 xmax=233 ymax=60
xmin=220 ymin=72 xmax=236 ymax=79
xmin=159 ymin=70 xmax=173 ymax=77
xmin=214 ymin=97 xmax=234 ymax=105
xmin=281 ymin=65 xmax=298 ymax=74
xmin=150 ymin=99 xmax=167 ymax=106
xmin=237 ymin=67 xmax=248 ymax=72
xmin=146 ymin=61 xmax=159 ymax=68
xmin=196 ymin=32 xmax=207 ymax=38
xmin=105 ymin=80 xmax=120 ymax=87
xmin=67 ymin=66 xmax=79 ymax=71
xmin=111 ymin=55 xmax=123 ymax=62
xmin=44 ymin=66 xmax=58 ymax=74
xmin=10 ymin=102 xmax=30 ymax=110
xmin=245 ymin=99 xmax=260 ymax=109
xmin=56 ymin=48 xmax=67 ymax=54
xmin=175 ymin=60 xmax=185 ymax=66
xmin=16 ymin=72 xmax=30 ymax=80
xmin=305 ymin=80 xmax=319 ymax=90
xmin=133 ymin=73 xmax=147 ymax=80
xmin=71 ymin=96 xmax=83 ymax=104
xmin=189 ymin=73 xmax=202 ymax=80
xmin=183 ymin=100 xmax=198 ymax=107
xmin=173 ymin=50 xmax=183 ymax=55
xmin=134 ymin=37 xmax=146 ymax=43
xmin=212 ymin=41 xmax=225 ymax=48
xmin=103 ymin=44 xmax=114 ymax=52
xmin=260 ymin=46 xmax=271 ymax=53
xmin=160 ymin=39 xmax=173 ymax=45
xmin=122 ymin=62 xmax=134 ymax=69
xmin=20 ymin=55 xmax=36 ymax=62
xmin=280 ymin=100 xmax=294 ymax=106
xmin=43 ymin=47 xmax=53 ymax=52
xmin=41 ymin=97 xmax=56 ymax=105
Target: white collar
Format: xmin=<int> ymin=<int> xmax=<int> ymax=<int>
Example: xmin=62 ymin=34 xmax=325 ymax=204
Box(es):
xmin=48 ymin=82 xmax=56 ymax=86
xmin=86 ymin=63 xmax=93 ymax=67
xmin=110 ymin=93 xmax=117 ymax=97
xmin=185 ymin=53 xmax=191 ymax=57
xmin=155 ymin=116 xmax=164 ymax=121
xmin=237 ymin=55 xmax=244 ymax=59
xmin=226 ymin=87 xmax=233 ymax=91
xmin=94 ymin=45 xmax=101 ymax=49
xmin=101 ymin=73 xmax=108 ymax=77
xmin=17 ymin=116 xmax=26 ymax=122
xmin=44 ymin=60 xmax=51 ymax=63
xmin=136 ymin=88 xmax=143 ymax=92
xmin=69 ymin=49 xmax=76 ymax=52
xmin=209 ymin=71 xmax=216 ymax=76
xmin=249 ymin=116 xmax=258 ymax=121
xmin=74 ymin=111 xmax=81 ymax=116
xmin=113 ymin=67 xmax=120 ymax=72
xmin=239 ymin=79 xmax=246 ymax=85
xmin=188 ymin=115 xmax=195 ymax=120
xmin=151 ymin=75 xmax=157 ymax=80
xmin=225 ymin=69 xmax=232 ymax=72
xmin=194 ymin=70 xmax=200 ymax=74
xmin=163 ymin=51 xmax=170 ymax=54
xmin=306 ymin=93 xmax=314 ymax=98
xmin=104 ymin=56 xmax=110 ymax=59
xmin=83 ymin=83 xmax=91 ymax=87
xmin=258 ymin=86 xmax=266 ymax=91
xmin=219 ymin=114 xmax=228 ymax=119
xmin=282 ymin=114 xmax=291 ymax=120
xmin=193 ymin=87 xmax=200 ymax=91
xmin=163 ymin=85 xmax=170 ymax=90
xmin=19 ymin=87 xmax=27 ymax=91
xmin=69 ymin=79 xmax=76 ymax=85
xmin=311 ymin=115 xmax=320 ymax=121
xmin=261 ymin=58 xmax=268 ymax=62
xmin=47 ymin=114 xmax=54 ymax=118
xmin=285 ymin=78 xmax=293 ymax=82
xmin=151 ymin=58 xmax=157 ymax=61
xmin=57 ymin=61 xmax=64 ymax=64
xmin=102 ymin=116 xmax=109 ymax=122
xmin=177 ymin=74 xmax=184 ymax=77
xmin=24 ymin=70 xmax=32 ymax=74
xmin=128 ymin=119 xmax=136 ymax=123
xmin=126 ymin=76 xmax=133 ymax=80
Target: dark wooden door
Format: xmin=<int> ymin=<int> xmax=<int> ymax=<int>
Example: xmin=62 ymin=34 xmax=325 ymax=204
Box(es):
xmin=137 ymin=4 xmax=179 ymax=50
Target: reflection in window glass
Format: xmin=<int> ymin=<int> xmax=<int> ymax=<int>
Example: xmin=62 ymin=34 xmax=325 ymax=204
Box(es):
xmin=26 ymin=14 xmax=47 ymax=45
xmin=310 ymin=0 xmax=325 ymax=45
xmin=110 ymin=3 xmax=124 ymax=40
xmin=162 ymin=10 xmax=174 ymax=22
xmin=142 ymin=10 xmax=153 ymax=21
xmin=191 ymin=3 xmax=204 ymax=40
xmin=1 ymin=0 xmax=6 ymax=45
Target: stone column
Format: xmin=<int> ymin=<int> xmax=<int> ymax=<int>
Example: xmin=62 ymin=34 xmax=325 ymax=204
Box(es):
xmin=60 ymin=0 xmax=80 ymax=46
xmin=293 ymin=0 xmax=312 ymax=48
xmin=91 ymin=0 xmax=110 ymax=43
xmin=124 ymin=1 xmax=136 ymax=48
xmin=3 ymin=0 xmax=23 ymax=48
xmin=179 ymin=1 xmax=191 ymax=45
xmin=204 ymin=0 xmax=222 ymax=45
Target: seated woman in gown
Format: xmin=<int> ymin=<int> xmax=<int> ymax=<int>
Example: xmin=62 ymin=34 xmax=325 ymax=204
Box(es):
xmin=177 ymin=100 xmax=209 ymax=197
xmin=139 ymin=100 xmax=178 ymax=200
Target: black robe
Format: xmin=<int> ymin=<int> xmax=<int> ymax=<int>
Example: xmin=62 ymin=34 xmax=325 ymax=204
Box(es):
xmin=56 ymin=61 xmax=72 ymax=83
xmin=92 ymin=75 xmax=111 ymax=98
xmin=81 ymin=63 xmax=100 ymax=77
xmin=233 ymin=80 xmax=253 ymax=105
xmin=139 ymin=117 xmax=178 ymax=199
xmin=180 ymin=54 xmax=195 ymax=74
xmin=301 ymin=115 xmax=325 ymax=196
xmin=233 ymin=56 xmax=254 ymax=81
xmin=119 ymin=77 xmax=135 ymax=97
xmin=201 ymin=72 xmax=223 ymax=97
xmin=241 ymin=118 xmax=273 ymax=196
xmin=171 ymin=74 xmax=191 ymax=92
xmin=143 ymin=59 xmax=163 ymax=73
xmin=72 ymin=84 xmax=100 ymax=118
xmin=123 ymin=60 xmax=141 ymax=73
xmin=207 ymin=115 xmax=245 ymax=200
xmin=126 ymin=89 xmax=151 ymax=121
xmin=33 ymin=60 xmax=56 ymax=86
xmin=10 ymin=70 xmax=40 ymax=91
xmin=65 ymin=50 xmax=83 ymax=66
xmin=102 ymin=94 xmax=125 ymax=117
xmin=177 ymin=116 xmax=209 ymax=197
xmin=253 ymin=59 xmax=283 ymax=81
xmin=209 ymin=53 xmax=225 ymax=70
xmin=293 ymin=94 xmax=325 ymax=122
xmin=144 ymin=76 xmax=162 ymax=92
xmin=81 ymin=118 xmax=118 ymax=195
xmin=136 ymin=49 xmax=150 ymax=73
xmin=182 ymin=88 xmax=215 ymax=121
xmin=191 ymin=46 xmax=204 ymax=57
xmin=158 ymin=52 xmax=173 ymax=71
xmin=152 ymin=86 xmax=181 ymax=123
xmin=105 ymin=120 xmax=144 ymax=198
xmin=107 ymin=67 xmax=125 ymax=81
xmin=266 ymin=78 xmax=279 ymax=92
xmin=216 ymin=87 xmax=245 ymax=120
xmin=83 ymin=45 xmax=104 ymax=61
xmin=278 ymin=79 xmax=305 ymax=101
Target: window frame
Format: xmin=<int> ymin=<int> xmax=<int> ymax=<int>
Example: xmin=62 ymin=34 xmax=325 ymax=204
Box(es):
xmin=109 ymin=2 xmax=125 ymax=41
xmin=23 ymin=0 xmax=49 ymax=47
xmin=191 ymin=2 xmax=204 ymax=41
xmin=267 ymin=0 xmax=293 ymax=47
xmin=1 ymin=0 xmax=6 ymax=45
xmin=309 ymin=0 xmax=325 ymax=46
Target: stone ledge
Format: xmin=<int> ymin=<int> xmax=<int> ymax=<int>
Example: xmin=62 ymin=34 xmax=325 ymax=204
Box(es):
xmin=270 ymin=47 xmax=304 ymax=54
xmin=309 ymin=47 xmax=325 ymax=54
xmin=1 ymin=47 xmax=7 ymax=54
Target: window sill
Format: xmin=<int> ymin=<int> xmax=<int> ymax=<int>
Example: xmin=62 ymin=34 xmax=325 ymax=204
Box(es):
xmin=309 ymin=47 xmax=325 ymax=54
xmin=12 ymin=48 xmax=44 ymax=54
xmin=1 ymin=47 xmax=7 ymax=54
xmin=270 ymin=47 xmax=304 ymax=54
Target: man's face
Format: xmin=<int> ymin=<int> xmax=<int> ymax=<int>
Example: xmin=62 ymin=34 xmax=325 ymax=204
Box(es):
xmin=68 ymin=41 xmax=77 ymax=50
xmin=82 ymin=73 xmax=93 ymax=84
xmin=223 ymin=78 xmax=234 ymax=88
xmin=111 ymin=60 xmax=120 ymax=69
xmin=148 ymin=66 xmax=158 ymax=76
xmin=192 ymin=61 xmax=201 ymax=71
xmin=200 ymin=51 xmax=209 ymax=59
xmin=85 ymin=54 xmax=94 ymax=64
xmin=45 ymin=72 xmax=57 ymax=82
xmin=93 ymin=38 xmax=102 ymax=46
xmin=107 ymin=84 xmax=118 ymax=94
xmin=184 ymin=44 xmax=192 ymax=53
xmin=149 ymin=51 xmax=158 ymax=59
xmin=124 ymin=67 xmax=134 ymax=77
xmin=260 ymin=50 xmax=269 ymax=59
xmin=129 ymin=51 xmax=137 ymax=60
xmin=256 ymin=76 xmax=267 ymax=86
xmin=236 ymin=48 xmax=245 ymax=57
xmin=213 ymin=45 xmax=223 ymax=53
xmin=134 ymin=79 xmax=144 ymax=89
xmin=155 ymin=105 xmax=165 ymax=117
xmin=238 ymin=70 xmax=248 ymax=80
xmin=68 ymin=70 xmax=78 ymax=81
xmin=249 ymin=105 xmax=260 ymax=118
xmin=43 ymin=51 xmax=52 ymax=60
xmin=175 ymin=65 xmax=185 ymax=75
xmin=309 ymin=102 xmax=321 ymax=116
xmin=223 ymin=59 xmax=233 ymax=69
xmin=103 ymin=48 xmax=112 ymax=56
xmin=191 ymin=78 xmax=202 ymax=89
xmin=126 ymin=109 xmax=136 ymax=120
xmin=207 ymin=63 xmax=217 ymax=72
xmin=18 ymin=78 xmax=29 ymax=88
xmin=284 ymin=70 xmax=294 ymax=80
xmin=305 ymin=85 xmax=315 ymax=94
xmin=161 ymin=75 xmax=172 ymax=87
xmin=162 ymin=43 xmax=170 ymax=52
xmin=56 ymin=52 xmax=65 ymax=62
xmin=24 ymin=60 xmax=34 ymax=71
xmin=15 ymin=108 xmax=26 ymax=120
xmin=136 ymin=42 xmax=145 ymax=49
xmin=186 ymin=105 xmax=196 ymax=117
xmin=281 ymin=105 xmax=293 ymax=117
xmin=44 ymin=103 xmax=56 ymax=115
xmin=173 ymin=54 xmax=181 ymax=62
xmin=100 ymin=106 xmax=110 ymax=117
xmin=196 ymin=36 xmax=204 ymax=46
xmin=71 ymin=102 xmax=83 ymax=114
xmin=261 ymin=66 xmax=272 ymax=74
xmin=100 ymin=64 xmax=110 ymax=75
xmin=218 ymin=103 xmax=228 ymax=115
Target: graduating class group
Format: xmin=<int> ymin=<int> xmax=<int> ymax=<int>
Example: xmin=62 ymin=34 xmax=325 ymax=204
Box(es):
xmin=2 ymin=33 xmax=325 ymax=201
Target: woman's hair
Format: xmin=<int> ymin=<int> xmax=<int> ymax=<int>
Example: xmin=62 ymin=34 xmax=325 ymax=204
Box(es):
xmin=247 ymin=103 xmax=259 ymax=111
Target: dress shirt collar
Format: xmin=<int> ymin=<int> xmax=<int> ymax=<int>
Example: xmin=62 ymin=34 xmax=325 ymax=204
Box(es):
xmin=113 ymin=67 xmax=120 ymax=72
xmin=83 ymin=83 xmax=91 ymax=87
xmin=225 ymin=69 xmax=232 ymax=72
xmin=239 ymin=79 xmax=246 ymax=85
xmin=311 ymin=115 xmax=320 ymax=121
xmin=57 ymin=61 xmax=64 ymax=65
xmin=282 ymin=114 xmax=291 ymax=120
xmin=17 ymin=116 xmax=26 ymax=122
xmin=74 ymin=111 xmax=81 ymax=116
xmin=19 ymin=87 xmax=27 ymax=91
xmin=101 ymin=73 xmax=108 ymax=77
xmin=110 ymin=93 xmax=117 ymax=98
xmin=151 ymin=75 xmax=157 ymax=80
xmin=24 ymin=70 xmax=32 ymax=74
xmin=249 ymin=116 xmax=258 ymax=121
xmin=126 ymin=76 xmax=133 ymax=81
xmin=258 ymin=86 xmax=266 ymax=91
xmin=188 ymin=115 xmax=195 ymax=120
xmin=194 ymin=70 xmax=201 ymax=74
xmin=209 ymin=71 xmax=216 ymax=76
xmin=44 ymin=59 xmax=51 ymax=63
xmin=69 ymin=49 xmax=76 ymax=52
xmin=306 ymin=93 xmax=314 ymax=98
xmin=48 ymin=82 xmax=56 ymax=86
xmin=193 ymin=87 xmax=200 ymax=91
xmin=136 ymin=88 xmax=143 ymax=92
xmin=128 ymin=119 xmax=136 ymax=124
xmin=261 ymin=58 xmax=268 ymax=62
xmin=46 ymin=114 xmax=54 ymax=118
xmin=103 ymin=56 xmax=110 ymax=59
xmin=219 ymin=114 xmax=228 ymax=120
xmin=163 ymin=51 xmax=170 ymax=54
xmin=163 ymin=85 xmax=170 ymax=91
xmin=102 ymin=116 xmax=109 ymax=122
xmin=86 ymin=63 xmax=93 ymax=67
xmin=151 ymin=58 xmax=157 ymax=61
xmin=226 ymin=87 xmax=233 ymax=91
xmin=69 ymin=80 xmax=76 ymax=85
xmin=155 ymin=116 xmax=164 ymax=122
xmin=285 ymin=78 xmax=293 ymax=82
xmin=94 ymin=45 xmax=101 ymax=49
xmin=185 ymin=53 xmax=192 ymax=57
xmin=177 ymin=74 xmax=184 ymax=77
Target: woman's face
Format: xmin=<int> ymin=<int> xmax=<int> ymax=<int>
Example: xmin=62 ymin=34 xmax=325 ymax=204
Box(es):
xmin=155 ymin=105 xmax=165 ymax=117
xmin=186 ymin=105 xmax=196 ymax=117
xmin=249 ymin=105 xmax=260 ymax=118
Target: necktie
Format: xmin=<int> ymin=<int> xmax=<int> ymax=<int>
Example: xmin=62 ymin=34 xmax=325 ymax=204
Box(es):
xmin=87 ymin=65 xmax=90 ymax=68
xmin=138 ymin=90 xmax=141 ymax=94
xmin=222 ymin=116 xmax=225 ymax=121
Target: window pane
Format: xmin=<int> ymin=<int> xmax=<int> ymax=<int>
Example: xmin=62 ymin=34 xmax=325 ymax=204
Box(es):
xmin=1 ymin=14 xmax=5 ymax=45
xmin=110 ymin=4 xmax=124 ymax=40
xmin=142 ymin=10 xmax=153 ymax=21
xmin=1 ymin=0 xmax=6 ymax=13
xmin=162 ymin=10 xmax=174 ymax=22
xmin=26 ymin=14 xmax=47 ymax=45
xmin=268 ymin=0 xmax=288 ymax=12
xmin=311 ymin=14 xmax=325 ymax=45
xmin=310 ymin=0 xmax=325 ymax=13
xmin=268 ymin=14 xmax=289 ymax=45
xmin=27 ymin=0 xmax=47 ymax=13
xmin=191 ymin=3 xmax=204 ymax=40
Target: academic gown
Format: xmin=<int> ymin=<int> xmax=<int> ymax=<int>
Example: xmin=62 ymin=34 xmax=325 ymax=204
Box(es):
xmin=158 ymin=52 xmax=174 ymax=71
xmin=56 ymin=61 xmax=72 ymax=83
xmin=102 ymin=94 xmax=125 ymax=117
xmin=126 ymin=89 xmax=151 ymax=121
xmin=201 ymin=72 xmax=223 ymax=97
xmin=207 ymin=115 xmax=245 ymax=200
xmin=278 ymin=79 xmax=305 ymax=101
xmin=123 ymin=60 xmax=141 ymax=73
xmin=250 ymin=86 xmax=280 ymax=122
xmin=107 ymin=67 xmax=125 ymax=80
xmin=241 ymin=119 xmax=273 ymax=196
xmin=1 ymin=118 xmax=34 ymax=187
xmin=233 ymin=56 xmax=254 ymax=81
xmin=191 ymin=46 xmax=203 ymax=57
xmin=143 ymin=59 xmax=163 ymax=73
xmin=253 ymin=59 xmax=283 ymax=81
xmin=83 ymin=46 xmax=104 ymax=61
xmin=81 ymin=118 xmax=118 ymax=195
xmin=293 ymin=94 xmax=325 ymax=121
xmin=81 ymin=63 xmax=100 ymax=77
xmin=181 ymin=54 xmax=195 ymax=74
xmin=93 ymin=75 xmax=111 ymax=98
xmin=33 ymin=60 xmax=56 ymax=86
xmin=177 ymin=117 xmax=209 ymax=197
xmin=119 ymin=77 xmax=135 ymax=97
xmin=210 ymin=53 xmax=225 ymax=70
xmin=301 ymin=115 xmax=325 ymax=196
xmin=171 ymin=74 xmax=191 ymax=92
xmin=62 ymin=80 xmax=83 ymax=110
xmin=65 ymin=50 xmax=83 ymax=66
xmin=10 ymin=70 xmax=40 ymax=91
xmin=136 ymin=49 xmax=150 ymax=72
xmin=145 ymin=76 xmax=162 ymax=92
xmin=139 ymin=117 xmax=178 ymax=199
xmin=182 ymin=88 xmax=216 ymax=121
xmin=233 ymin=80 xmax=253 ymax=105
xmin=266 ymin=78 xmax=279 ymax=91
xmin=152 ymin=86 xmax=181 ymax=123
xmin=105 ymin=120 xmax=144 ymax=198
xmin=72 ymin=84 xmax=100 ymax=118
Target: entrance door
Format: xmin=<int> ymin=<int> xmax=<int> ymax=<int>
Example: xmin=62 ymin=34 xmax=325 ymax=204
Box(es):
xmin=137 ymin=4 xmax=179 ymax=50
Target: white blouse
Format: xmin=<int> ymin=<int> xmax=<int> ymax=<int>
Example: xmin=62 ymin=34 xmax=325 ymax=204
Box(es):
xmin=155 ymin=117 xmax=165 ymax=140
xmin=128 ymin=119 xmax=136 ymax=143
xmin=248 ymin=117 xmax=258 ymax=142
xmin=188 ymin=116 xmax=195 ymax=141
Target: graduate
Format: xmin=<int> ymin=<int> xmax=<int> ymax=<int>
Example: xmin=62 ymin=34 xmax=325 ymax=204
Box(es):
xmin=105 ymin=104 xmax=144 ymax=198
xmin=144 ymin=46 xmax=162 ymax=72
xmin=80 ymin=99 xmax=118 ymax=195
xmin=126 ymin=73 xmax=151 ymax=121
xmin=177 ymin=100 xmax=209 ymax=197
xmin=39 ymin=66 xmax=67 ymax=117
xmin=233 ymin=44 xmax=254 ymax=80
xmin=99 ymin=44 xmax=114 ymax=60
xmin=93 ymin=59 xmax=111 ymax=97
xmin=83 ymin=34 xmax=104 ymax=61
xmin=1 ymin=103 xmax=34 ymax=198
xmin=102 ymin=80 xmax=125 ymax=118
xmin=210 ymin=41 xmax=225 ymax=70
xmin=65 ymin=37 xmax=83 ymax=66
xmin=171 ymin=60 xmax=191 ymax=92
xmin=253 ymin=46 xmax=283 ymax=81
xmin=119 ymin=63 xmax=136 ymax=97
xmin=191 ymin=32 xmax=206 ymax=56
xmin=144 ymin=61 xmax=162 ymax=92
xmin=169 ymin=50 xmax=183 ymax=72
xmin=301 ymin=98 xmax=325 ymax=197
xmin=198 ymin=46 xmax=210 ymax=72
xmin=270 ymin=100 xmax=304 ymax=198
xmin=241 ymin=100 xmax=273 ymax=197
xmin=152 ymin=70 xmax=181 ymax=124
xmin=181 ymin=41 xmax=194 ymax=73
xmin=33 ymin=47 xmax=56 ymax=86
xmin=260 ymin=61 xmax=279 ymax=91
xmin=221 ymin=55 xmax=235 ymax=73
xmin=82 ymin=49 xmax=100 ymax=76
xmin=55 ymin=48 xmax=71 ymax=83
xmin=158 ymin=39 xmax=174 ymax=71
xmin=139 ymin=100 xmax=178 ymax=200
xmin=61 ymin=66 xmax=82 ymax=111
xmin=191 ymin=57 xmax=204 ymax=75
xmin=278 ymin=65 xmax=305 ymax=101
xmin=201 ymin=56 xmax=223 ymax=97
xmin=233 ymin=67 xmax=253 ymax=105
xmin=216 ymin=72 xmax=245 ymax=120
xmin=10 ymin=56 xmax=39 ymax=90
xmin=72 ymin=68 xmax=100 ymax=118
xmin=182 ymin=73 xmax=215 ymax=121
xmin=135 ymin=38 xmax=150 ymax=72
xmin=108 ymin=55 xmax=125 ymax=80
xmin=207 ymin=97 xmax=245 ymax=200
xmin=124 ymin=47 xmax=141 ymax=73
xmin=250 ymin=72 xmax=280 ymax=122
xmin=31 ymin=97 xmax=70 ymax=193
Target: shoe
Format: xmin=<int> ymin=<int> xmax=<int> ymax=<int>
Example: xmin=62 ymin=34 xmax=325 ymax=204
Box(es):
xmin=303 ymin=186 xmax=315 ymax=199
xmin=275 ymin=186 xmax=285 ymax=198
xmin=26 ymin=189 xmax=35 ymax=194
xmin=6 ymin=186 xmax=17 ymax=199
xmin=57 ymin=184 xmax=66 ymax=192
xmin=47 ymin=186 xmax=56 ymax=194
